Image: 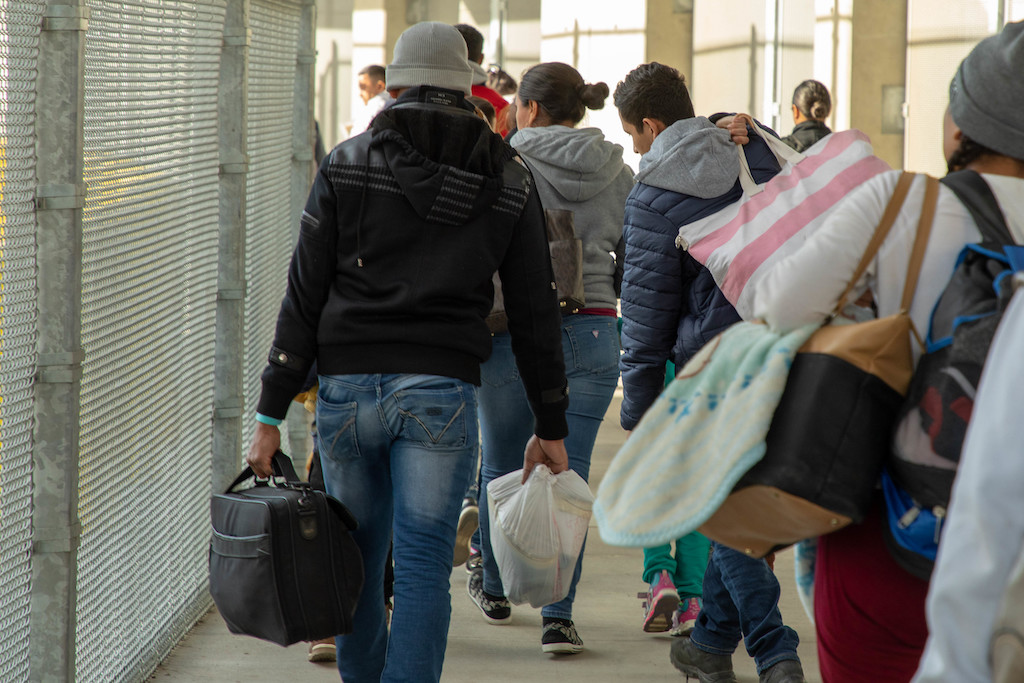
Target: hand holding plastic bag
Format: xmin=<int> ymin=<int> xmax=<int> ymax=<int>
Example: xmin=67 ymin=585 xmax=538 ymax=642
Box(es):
xmin=487 ymin=464 xmax=594 ymax=608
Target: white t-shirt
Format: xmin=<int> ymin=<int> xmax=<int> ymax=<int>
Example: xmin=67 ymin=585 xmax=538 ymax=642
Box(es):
xmin=349 ymin=91 xmax=392 ymax=139
xmin=755 ymin=171 xmax=1024 ymax=354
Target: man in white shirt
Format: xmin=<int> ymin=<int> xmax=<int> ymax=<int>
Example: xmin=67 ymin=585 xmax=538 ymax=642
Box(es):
xmin=349 ymin=64 xmax=393 ymax=138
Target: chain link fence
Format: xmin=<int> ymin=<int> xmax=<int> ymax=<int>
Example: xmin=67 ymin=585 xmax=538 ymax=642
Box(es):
xmin=0 ymin=0 xmax=312 ymax=680
xmin=76 ymin=2 xmax=228 ymax=680
xmin=0 ymin=3 xmax=46 ymax=681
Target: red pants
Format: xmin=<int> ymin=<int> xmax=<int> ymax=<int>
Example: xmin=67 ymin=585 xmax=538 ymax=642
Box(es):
xmin=814 ymin=496 xmax=930 ymax=682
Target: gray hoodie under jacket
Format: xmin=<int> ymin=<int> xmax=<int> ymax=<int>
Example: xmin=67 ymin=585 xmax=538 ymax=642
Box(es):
xmin=510 ymin=125 xmax=635 ymax=310
xmin=635 ymin=116 xmax=740 ymax=199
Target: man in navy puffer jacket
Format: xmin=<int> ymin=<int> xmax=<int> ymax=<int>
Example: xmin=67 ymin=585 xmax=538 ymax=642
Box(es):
xmin=613 ymin=63 xmax=806 ymax=683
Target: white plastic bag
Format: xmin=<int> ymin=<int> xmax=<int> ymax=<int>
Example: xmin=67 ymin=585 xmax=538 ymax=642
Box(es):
xmin=486 ymin=464 xmax=594 ymax=608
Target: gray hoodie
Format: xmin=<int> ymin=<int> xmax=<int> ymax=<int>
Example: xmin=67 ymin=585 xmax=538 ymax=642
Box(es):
xmin=510 ymin=125 xmax=634 ymax=309
xmin=636 ymin=117 xmax=739 ymax=199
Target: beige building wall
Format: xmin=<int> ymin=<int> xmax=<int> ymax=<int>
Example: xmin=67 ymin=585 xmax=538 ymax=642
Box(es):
xmin=536 ymin=0 xmax=648 ymax=169
xmin=316 ymin=1 xmax=1022 ymax=173
xmin=692 ymin=0 xmax=767 ymax=123
xmin=903 ymin=0 xmax=1023 ymax=176
xmin=850 ymin=0 xmax=907 ymax=170
xmin=645 ymin=0 xmax=694 ymax=80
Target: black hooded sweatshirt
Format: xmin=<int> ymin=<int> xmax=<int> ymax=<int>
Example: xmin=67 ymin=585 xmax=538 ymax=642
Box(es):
xmin=257 ymin=87 xmax=569 ymax=439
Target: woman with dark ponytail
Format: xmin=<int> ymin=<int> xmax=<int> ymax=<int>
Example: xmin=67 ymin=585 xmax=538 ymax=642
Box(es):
xmin=467 ymin=61 xmax=634 ymax=656
xmin=781 ymin=78 xmax=833 ymax=152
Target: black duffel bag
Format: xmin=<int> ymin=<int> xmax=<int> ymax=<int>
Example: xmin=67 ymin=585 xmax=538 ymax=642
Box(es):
xmin=209 ymin=451 xmax=363 ymax=646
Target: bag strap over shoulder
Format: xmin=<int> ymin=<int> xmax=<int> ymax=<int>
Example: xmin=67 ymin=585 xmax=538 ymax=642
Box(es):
xmin=833 ymin=171 xmax=915 ymax=312
xmin=899 ymin=175 xmax=939 ymax=314
xmin=736 ymin=121 xmax=805 ymax=196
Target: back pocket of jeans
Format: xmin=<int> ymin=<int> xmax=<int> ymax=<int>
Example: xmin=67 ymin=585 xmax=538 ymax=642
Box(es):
xmin=317 ymin=397 xmax=360 ymax=462
xmin=394 ymin=385 xmax=468 ymax=447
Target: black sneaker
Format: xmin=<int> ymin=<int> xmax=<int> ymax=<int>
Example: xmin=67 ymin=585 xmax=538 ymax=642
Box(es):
xmin=467 ymin=568 xmax=511 ymax=624
xmin=465 ymin=548 xmax=482 ymax=574
xmin=541 ymin=617 xmax=584 ymax=654
xmin=670 ymin=637 xmax=737 ymax=682
xmin=759 ymin=659 xmax=805 ymax=683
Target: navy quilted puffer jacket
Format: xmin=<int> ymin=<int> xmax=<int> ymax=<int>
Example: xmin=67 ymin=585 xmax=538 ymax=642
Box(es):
xmin=619 ymin=117 xmax=780 ymax=430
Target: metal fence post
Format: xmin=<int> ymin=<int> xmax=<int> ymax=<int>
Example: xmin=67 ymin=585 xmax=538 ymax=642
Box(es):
xmin=293 ymin=0 xmax=317 ymax=233
xmin=213 ymin=0 xmax=252 ymax=494
xmin=31 ymin=2 xmax=90 ymax=681
xmin=283 ymin=0 xmax=319 ymax=465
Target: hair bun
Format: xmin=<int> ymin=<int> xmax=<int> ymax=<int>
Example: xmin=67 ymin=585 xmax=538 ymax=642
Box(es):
xmin=580 ymin=81 xmax=610 ymax=110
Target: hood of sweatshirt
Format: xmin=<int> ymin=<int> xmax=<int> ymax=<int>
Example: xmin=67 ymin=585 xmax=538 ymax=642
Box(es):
xmin=471 ymin=60 xmax=488 ymax=86
xmin=510 ymin=126 xmax=630 ymax=203
xmin=635 ymin=117 xmax=739 ymax=199
xmin=369 ymin=87 xmax=515 ymax=226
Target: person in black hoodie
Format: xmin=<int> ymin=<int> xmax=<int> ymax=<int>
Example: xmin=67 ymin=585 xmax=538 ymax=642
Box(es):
xmin=245 ymin=22 xmax=569 ymax=683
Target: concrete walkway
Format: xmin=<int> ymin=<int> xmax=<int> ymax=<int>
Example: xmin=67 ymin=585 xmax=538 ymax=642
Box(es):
xmin=151 ymin=392 xmax=821 ymax=683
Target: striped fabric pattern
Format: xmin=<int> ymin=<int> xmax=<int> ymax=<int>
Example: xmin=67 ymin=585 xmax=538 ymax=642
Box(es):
xmin=428 ymin=167 xmax=481 ymax=225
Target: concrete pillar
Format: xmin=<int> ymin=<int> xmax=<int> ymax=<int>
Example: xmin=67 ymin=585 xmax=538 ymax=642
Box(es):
xmin=645 ymin=0 xmax=693 ymax=79
xmin=850 ymin=0 xmax=907 ymax=169
xmin=213 ymin=0 xmax=251 ymax=494
xmin=30 ymin=2 xmax=89 ymax=680
xmin=383 ymin=0 xmax=408 ymax=61
xmin=314 ymin=0 xmax=353 ymax=149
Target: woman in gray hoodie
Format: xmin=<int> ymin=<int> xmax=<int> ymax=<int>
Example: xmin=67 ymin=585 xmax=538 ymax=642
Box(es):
xmin=467 ymin=61 xmax=634 ymax=655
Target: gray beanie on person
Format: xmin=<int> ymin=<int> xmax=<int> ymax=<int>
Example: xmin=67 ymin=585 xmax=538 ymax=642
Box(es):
xmin=949 ymin=20 xmax=1024 ymax=160
xmin=385 ymin=22 xmax=473 ymax=95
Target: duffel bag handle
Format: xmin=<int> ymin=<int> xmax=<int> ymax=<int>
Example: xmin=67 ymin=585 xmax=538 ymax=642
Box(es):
xmin=225 ymin=450 xmax=301 ymax=493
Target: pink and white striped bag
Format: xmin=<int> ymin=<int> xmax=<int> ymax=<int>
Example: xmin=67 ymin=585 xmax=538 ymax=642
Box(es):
xmin=675 ymin=125 xmax=891 ymax=320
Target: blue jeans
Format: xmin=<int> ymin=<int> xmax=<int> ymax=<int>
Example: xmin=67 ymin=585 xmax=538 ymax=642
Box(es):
xmin=478 ymin=314 xmax=619 ymax=620
xmin=690 ymin=542 xmax=801 ymax=674
xmin=316 ymin=373 xmax=478 ymax=683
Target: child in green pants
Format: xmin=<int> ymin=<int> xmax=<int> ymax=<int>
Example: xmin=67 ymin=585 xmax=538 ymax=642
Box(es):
xmin=638 ymin=361 xmax=710 ymax=635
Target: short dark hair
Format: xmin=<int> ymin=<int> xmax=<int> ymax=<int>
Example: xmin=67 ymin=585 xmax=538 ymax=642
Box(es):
xmin=358 ymin=64 xmax=386 ymax=82
xmin=947 ymin=134 xmax=1003 ymax=174
xmin=613 ymin=62 xmax=695 ymax=130
xmin=454 ymin=24 xmax=484 ymax=62
xmin=466 ymin=95 xmax=497 ymax=128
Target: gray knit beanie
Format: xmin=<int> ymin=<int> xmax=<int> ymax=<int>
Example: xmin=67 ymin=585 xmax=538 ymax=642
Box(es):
xmin=386 ymin=22 xmax=473 ymax=95
xmin=949 ymin=20 xmax=1024 ymax=160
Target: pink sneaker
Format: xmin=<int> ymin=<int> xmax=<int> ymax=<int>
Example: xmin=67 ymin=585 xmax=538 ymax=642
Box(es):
xmin=639 ymin=570 xmax=679 ymax=633
xmin=669 ymin=596 xmax=702 ymax=636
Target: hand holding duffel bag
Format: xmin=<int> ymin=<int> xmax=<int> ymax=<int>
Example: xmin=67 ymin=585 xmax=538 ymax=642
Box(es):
xmin=209 ymin=451 xmax=364 ymax=646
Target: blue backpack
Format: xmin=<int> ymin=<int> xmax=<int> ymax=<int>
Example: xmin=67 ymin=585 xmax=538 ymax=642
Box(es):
xmin=883 ymin=170 xmax=1024 ymax=580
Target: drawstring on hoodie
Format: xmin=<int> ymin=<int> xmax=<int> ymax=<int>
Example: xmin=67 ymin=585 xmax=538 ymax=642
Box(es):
xmin=355 ymin=137 xmax=375 ymax=267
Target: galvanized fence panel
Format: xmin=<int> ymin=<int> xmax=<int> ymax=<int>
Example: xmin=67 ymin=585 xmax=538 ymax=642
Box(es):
xmin=0 ymin=2 xmax=46 ymax=680
xmin=243 ymin=0 xmax=304 ymax=450
xmin=77 ymin=2 xmax=227 ymax=680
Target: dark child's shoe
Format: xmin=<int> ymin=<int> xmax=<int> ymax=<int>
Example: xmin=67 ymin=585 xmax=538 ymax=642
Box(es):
xmin=670 ymin=637 xmax=738 ymax=682
xmin=541 ymin=617 xmax=584 ymax=654
xmin=453 ymin=497 xmax=479 ymax=567
xmin=759 ymin=658 xmax=805 ymax=683
xmin=467 ymin=567 xmax=511 ymax=623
